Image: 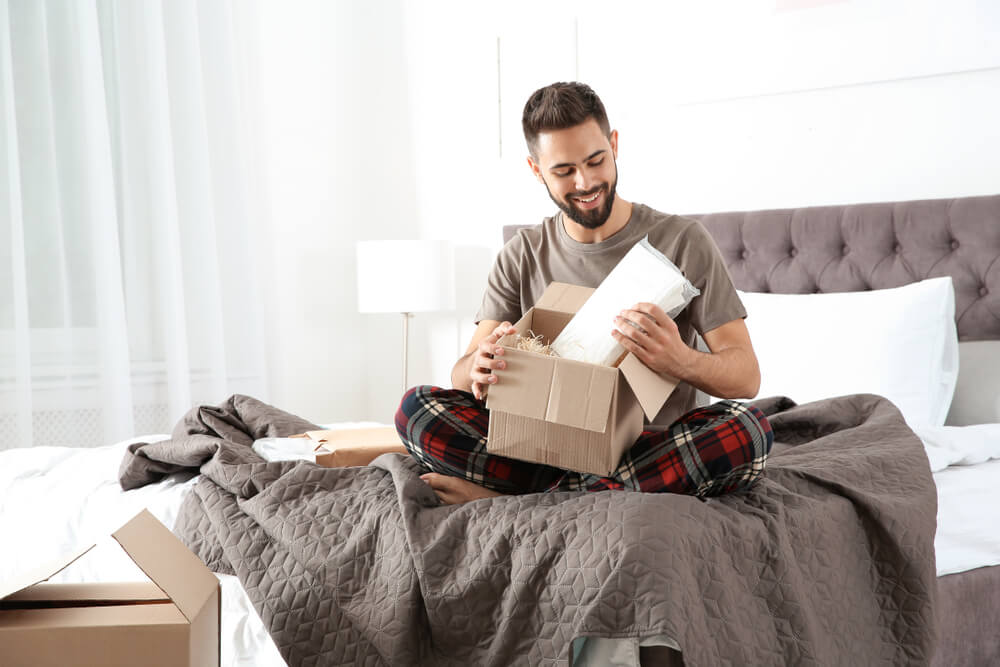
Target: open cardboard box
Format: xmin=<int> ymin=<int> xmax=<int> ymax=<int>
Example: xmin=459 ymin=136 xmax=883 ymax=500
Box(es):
xmin=486 ymin=282 xmax=678 ymax=477
xmin=0 ymin=510 xmax=219 ymax=667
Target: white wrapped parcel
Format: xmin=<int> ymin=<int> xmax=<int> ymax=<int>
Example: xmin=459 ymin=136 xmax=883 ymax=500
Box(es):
xmin=551 ymin=236 xmax=699 ymax=366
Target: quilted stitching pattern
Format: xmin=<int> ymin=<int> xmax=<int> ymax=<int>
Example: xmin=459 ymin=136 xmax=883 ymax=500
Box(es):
xmin=125 ymin=394 xmax=938 ymax=666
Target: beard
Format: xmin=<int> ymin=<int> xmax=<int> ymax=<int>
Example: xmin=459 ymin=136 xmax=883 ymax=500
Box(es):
xmin=545 ymin=168 xmax=618 ymax=230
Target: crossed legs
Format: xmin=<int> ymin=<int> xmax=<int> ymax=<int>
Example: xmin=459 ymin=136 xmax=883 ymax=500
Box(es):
xmin=395 ymin=385 xmax=773 ymax=504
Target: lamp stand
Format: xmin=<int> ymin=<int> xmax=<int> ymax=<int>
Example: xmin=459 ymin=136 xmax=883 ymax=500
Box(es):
xmin=401 ymin=312 xmax=412 ymax=394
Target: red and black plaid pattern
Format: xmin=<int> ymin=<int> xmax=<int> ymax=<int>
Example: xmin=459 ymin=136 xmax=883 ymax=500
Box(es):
xmin=395 ymin=385 xmax=772 ymax=497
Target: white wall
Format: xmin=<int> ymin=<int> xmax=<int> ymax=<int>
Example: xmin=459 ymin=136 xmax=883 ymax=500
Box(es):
xmin=575 ymin=0 xmax=1000 ymax=213
xmin=258 ymin=0 xmax=1000 ymax=423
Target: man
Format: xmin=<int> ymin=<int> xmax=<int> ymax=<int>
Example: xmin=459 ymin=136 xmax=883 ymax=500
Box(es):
xmin=396 ymin=82 xmax=772 ymax=505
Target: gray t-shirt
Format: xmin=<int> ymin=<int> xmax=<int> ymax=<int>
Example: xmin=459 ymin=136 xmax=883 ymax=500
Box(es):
xmin=475 ymin=202 xmax=746 ymax=428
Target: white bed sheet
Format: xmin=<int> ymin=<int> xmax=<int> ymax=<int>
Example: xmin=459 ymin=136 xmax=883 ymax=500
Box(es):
xmin=933 ymin=456 xmax=1000 ymax=576
xmin=1 ymin=425 xmax=998 ymax=667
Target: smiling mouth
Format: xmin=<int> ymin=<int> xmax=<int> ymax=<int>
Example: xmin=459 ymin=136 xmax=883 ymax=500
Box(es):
xmin=573 ymin=189 xmax=602 ymax=204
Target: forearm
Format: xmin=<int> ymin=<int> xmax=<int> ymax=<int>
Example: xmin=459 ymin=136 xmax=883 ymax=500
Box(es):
xmin=451 ymin=353 xmax=474 ymax=392
xmin=675 ymin=345 xmax=760 ymax=400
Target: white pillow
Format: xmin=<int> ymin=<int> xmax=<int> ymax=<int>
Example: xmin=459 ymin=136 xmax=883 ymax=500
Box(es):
xmin=738 ymin=277 xmax=958 ymax=428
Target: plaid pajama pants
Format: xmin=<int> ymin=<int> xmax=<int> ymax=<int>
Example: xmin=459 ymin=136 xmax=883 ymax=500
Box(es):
xmin=395 ymin=385 xmax=773 ymax=497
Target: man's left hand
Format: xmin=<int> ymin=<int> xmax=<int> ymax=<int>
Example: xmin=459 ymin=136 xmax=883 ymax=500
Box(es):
xmin=611 ymin=302 xmax=693 ymax=377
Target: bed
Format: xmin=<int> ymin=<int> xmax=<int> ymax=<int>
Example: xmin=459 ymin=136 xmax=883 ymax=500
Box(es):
xmin=692 ymin=193 xmax=1000 ymax=667
xmin=1 ymin=193 xmax=998 ymax=666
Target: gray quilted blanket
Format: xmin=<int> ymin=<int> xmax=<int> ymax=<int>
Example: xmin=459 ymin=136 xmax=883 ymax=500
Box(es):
xmin=119 ymin=393 xmax=938 ymax=666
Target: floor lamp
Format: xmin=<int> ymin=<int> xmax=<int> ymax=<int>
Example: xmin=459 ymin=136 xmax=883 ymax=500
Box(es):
xmin=356 ymin=240 xmax=456 ymax=394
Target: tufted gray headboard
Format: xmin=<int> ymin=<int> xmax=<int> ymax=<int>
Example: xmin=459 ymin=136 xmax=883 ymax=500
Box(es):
xmin=689 ymin=195 xmax=1000 ymax=342
xmin=501 ymin=194 xmax=1000 ymax=424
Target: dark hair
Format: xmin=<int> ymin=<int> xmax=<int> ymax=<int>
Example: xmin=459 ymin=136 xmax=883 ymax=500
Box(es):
xmin=522 ymin=82 xmax=611 ymax=158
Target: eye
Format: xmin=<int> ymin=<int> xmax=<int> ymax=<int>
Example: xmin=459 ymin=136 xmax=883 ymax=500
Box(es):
xmin=588 ymin=158 xmax=605 ymax=167
xmin=555 ymin=169 xmax=573 ymax=178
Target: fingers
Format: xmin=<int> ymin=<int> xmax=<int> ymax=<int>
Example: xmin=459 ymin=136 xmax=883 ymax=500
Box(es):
xmin=477 ymin=337 xmax=506 ymax=358
xmin=620 ymin=305 xmax=659 ymax=330
xmin=478 ymin=326 xmax=512 ymax=361
xmin=469 ymin=322 xmax=516 ymax=401
xmin=470 ymin=372 xmax=499 ymax=396
xmin=611 ymin=324 xmax=647 ymax=353
xmin=489 ymin=321 xmax=517 ymax=341
xmin=471 ymin=345 xmax=507 ymax=384
xmin=631 ymin=302 xmax=668 ymax=322
xmin=613 ymin=312 xmax=651 ymax=341
xmin=611 ymin=328 xmax=652 ymax=369
xmin=471 ymin=354 xmax=505 ymax=401
xmin=612 ymin=306 xmax=655 ymax=360
xmin=472 ymin=381 xmax=488 ymax=401
xmin=474 ymin=351 xmax=507 ymax=373
xmin=618 ymin=304 xmax=679 ymax=340
xmin=470 ymin=372 xmax=496 ymax=400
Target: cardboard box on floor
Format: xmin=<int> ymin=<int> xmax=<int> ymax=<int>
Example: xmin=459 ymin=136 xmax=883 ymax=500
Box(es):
xmin=486 ymin=282 xmax=678 ymax=477
xmin=0 ymin=510 xmax=219 ymax=667
xmin=292 ymin=426 xmax=408 ymax=467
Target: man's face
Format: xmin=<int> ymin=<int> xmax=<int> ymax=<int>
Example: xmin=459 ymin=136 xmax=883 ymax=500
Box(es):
xmin=528 ymin=119 xmax=619 ymax=230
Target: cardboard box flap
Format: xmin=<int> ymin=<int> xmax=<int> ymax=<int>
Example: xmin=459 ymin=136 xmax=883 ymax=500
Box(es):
xmin=618 ymin=354 xmax=679 ymax=420
xmin=112 ymin=510 xmax=218 ymax=624
xmin=0 ymin=544 xmax=97 ymax=601
xmin=544 ymin=361 xmax=616 ymax=432
xmin=487 ymin=350 xmax=556 ymax=422
xmin=2 ymin=582 xmax=169 ymax=605
xmin=534 ymin=282 xmax=594 ymax=313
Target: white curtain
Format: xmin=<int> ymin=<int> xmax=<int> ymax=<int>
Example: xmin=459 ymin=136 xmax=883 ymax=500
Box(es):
xmin=0 ymin=0 xmax=270 ymax=449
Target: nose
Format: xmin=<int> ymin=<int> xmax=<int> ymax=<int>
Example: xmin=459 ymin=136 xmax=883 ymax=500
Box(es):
xmin=574 ymin=168 xmax=594 ymax=193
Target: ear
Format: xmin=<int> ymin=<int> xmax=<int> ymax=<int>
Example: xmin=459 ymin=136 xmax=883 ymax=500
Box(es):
xmin=526 ymin=155 xmax=546 ymax=184
xmin=609 ymin=129 xmax=619 ymax=160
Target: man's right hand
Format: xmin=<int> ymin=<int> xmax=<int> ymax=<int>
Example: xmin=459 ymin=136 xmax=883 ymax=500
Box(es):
xmin=468 ymin=321 xmax=517 ymax=401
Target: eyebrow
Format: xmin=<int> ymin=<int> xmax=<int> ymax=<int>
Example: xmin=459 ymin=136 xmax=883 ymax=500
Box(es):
xmin=549 ymin=149 xmax=606 ymax=172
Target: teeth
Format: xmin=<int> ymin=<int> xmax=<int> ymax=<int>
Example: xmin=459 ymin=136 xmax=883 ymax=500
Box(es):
xmin=578 ymin=192 xmax=599 ymax=203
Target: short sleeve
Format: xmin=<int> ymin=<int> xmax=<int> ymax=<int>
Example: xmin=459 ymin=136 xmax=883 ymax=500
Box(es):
xmin=474 ymin=237 xmax=524 ymax=324
xmin=677 ymin=222 xmax=746 ymax=335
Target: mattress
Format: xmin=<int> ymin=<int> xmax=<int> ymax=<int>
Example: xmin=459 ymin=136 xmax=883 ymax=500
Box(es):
xmin=1 ymin=425 xmax=997 ymax=666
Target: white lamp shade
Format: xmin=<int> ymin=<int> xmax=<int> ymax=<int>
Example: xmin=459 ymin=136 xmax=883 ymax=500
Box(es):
xmin=356 ymin=240 xmax=456 ymax=313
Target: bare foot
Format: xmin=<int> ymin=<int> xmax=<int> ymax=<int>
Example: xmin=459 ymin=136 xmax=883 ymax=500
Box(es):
xmin=420 ymin=473 xmax=504 ymax=505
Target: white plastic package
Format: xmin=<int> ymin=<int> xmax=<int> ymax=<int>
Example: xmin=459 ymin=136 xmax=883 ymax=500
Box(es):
xmin=551 ymin=236 xmax=699 ymax=366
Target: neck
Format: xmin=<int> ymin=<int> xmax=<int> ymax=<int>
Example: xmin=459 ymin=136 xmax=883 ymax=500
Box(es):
xmin=562 ymin=196 xmax=633 ymax=243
